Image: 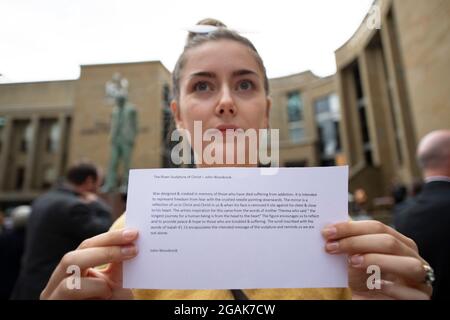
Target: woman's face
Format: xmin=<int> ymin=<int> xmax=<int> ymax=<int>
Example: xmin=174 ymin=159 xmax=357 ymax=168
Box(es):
xmin=171 ymin=39 xmax=271 ymax=167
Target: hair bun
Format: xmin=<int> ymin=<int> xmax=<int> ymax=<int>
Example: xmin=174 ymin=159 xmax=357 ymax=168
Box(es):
xmin=187 ymin=18 xmax=227 ymax=42
xmin=196 ymin=18 xmax=226 ymax=28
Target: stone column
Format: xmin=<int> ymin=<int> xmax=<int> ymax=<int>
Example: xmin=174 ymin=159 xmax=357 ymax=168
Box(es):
xmin=54 ymin=113 xmax=68 ymax=179
xmin=23 ymin=115 xmax=39 ymax=191
xmin=381 ymin=14 xmax=420 ymax=182
xmin=0 ymin=116 xmax=13 ymax=190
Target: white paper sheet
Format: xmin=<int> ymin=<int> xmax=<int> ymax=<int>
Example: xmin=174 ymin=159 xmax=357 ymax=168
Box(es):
xmin=124 ymin=167 xmax=348 ymax=290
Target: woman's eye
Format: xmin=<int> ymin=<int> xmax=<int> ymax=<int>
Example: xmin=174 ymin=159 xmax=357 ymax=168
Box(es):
xmin=194 ymin=81 xmax=211 ymax=92
xmin=237 ymin=80 xmax=254 ymax=91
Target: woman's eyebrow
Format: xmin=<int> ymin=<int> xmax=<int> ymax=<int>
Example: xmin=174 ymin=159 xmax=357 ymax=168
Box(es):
xmin=188 ymin=69 xmax=259 ymax=79
xmin=189 ymin=71 xmax=215 ymax=79
xmin=232 ymin=69 xmax=259 ymax=77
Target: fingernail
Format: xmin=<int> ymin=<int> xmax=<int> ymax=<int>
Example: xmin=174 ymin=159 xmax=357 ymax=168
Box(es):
xmin=123 ymin=229 xmax=138 ymax=240
xmin=322 ymin=227 xmax=337 ymax=239
xmin=349 ymin=255 xmax=364 ymax=267
xmin=121 ymin=245 xmax=137 ymax=256
xmin=326 ymin=241 xmax=339 ymax=253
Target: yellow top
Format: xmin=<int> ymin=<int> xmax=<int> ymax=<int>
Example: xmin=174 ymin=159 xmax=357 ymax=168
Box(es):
xmin=111 ymin=214 xmax=351 ymax=300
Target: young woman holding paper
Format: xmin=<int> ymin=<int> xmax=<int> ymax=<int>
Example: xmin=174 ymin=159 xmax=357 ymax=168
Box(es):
xmin=40 ymin=19 xmax=433 ymax=300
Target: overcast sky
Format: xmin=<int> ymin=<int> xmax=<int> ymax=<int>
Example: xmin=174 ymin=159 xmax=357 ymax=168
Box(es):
xmin=0 ymin=0 xmax=374 ymax=83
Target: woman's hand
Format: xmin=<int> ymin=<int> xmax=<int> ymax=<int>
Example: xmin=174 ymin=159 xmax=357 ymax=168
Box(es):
xmin=322 ymin=221 xmax=432 ymax=300
xmin=40 ymin=229 xmax=138 ymax=300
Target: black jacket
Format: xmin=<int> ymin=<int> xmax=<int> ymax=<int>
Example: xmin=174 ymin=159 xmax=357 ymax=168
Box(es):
xmin=11 ymin=185 xmax=112 ymax=300
xmin=395 ymin=181 xmax=450 ymax=300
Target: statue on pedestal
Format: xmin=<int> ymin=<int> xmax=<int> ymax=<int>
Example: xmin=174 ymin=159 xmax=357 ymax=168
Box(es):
xmin=102 ymin=73 xmax=138 ymax=193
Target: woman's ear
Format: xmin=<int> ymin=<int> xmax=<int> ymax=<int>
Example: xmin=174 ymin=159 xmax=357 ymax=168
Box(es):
xmin=170 ymin=100 xmax=183 ymax=130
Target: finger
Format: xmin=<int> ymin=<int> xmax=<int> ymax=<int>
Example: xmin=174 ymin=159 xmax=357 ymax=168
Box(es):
xmin=43 ymin=245 xmax=138 ymax=297
xmin=348 ymin=253 xmax=432 ymax=290
xmin=87 ymin=267 xmax=118 ymax=285
xmin=377 ymin=280 xmax=430 ymax=300
xmin=87 ymin=267 xmax=134 ymax=300
xmin=88 ymin=263 xmax=123 ymax=288
xmin=325 ymin=234 xmax=420 ymax=259
xmin=77 ymin=229 xmax=139 ymax=249
xmin=322 ymin=221 xmax=418 ymax=252
xmin=48 ymin=277 xmax=112 ymax=300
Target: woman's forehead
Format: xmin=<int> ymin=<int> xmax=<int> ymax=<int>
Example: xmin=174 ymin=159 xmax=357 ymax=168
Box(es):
xmin=182 ymin=40 xmax=262 ymax=78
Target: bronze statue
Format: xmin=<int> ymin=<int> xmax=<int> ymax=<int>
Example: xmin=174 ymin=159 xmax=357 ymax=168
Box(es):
xmin=102 ymin=73 xmax=138 ymax=193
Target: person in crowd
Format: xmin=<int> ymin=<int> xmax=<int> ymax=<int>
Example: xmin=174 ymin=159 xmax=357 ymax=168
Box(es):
xmin=392 ymin=184 xmax=407 ymax=209
xmin=11 ymin=162 xmax=112 ymax=300
xmin=409 ymin=179 xmax=423 ymax=198
xmin=0 ymin=209 xmax=5 ymax=234
xmin=395 ymin=130 xmax=450 ymax=300
xmin=40 ymin=19 xmax=432 ymax=300
xmin=391 ymin=183 xmax=408 ymax=225
xmin=392 ymin=179 xmax=423 ymax=227
xmin=0 ymin=206 xmax=30 ymax=299
xmin=351 ymin=188 xmax=372 ymax=221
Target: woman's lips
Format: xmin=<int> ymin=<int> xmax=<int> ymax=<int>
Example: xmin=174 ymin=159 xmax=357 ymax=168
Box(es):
xmin=215 ymin=124 xmax=242 ymax=133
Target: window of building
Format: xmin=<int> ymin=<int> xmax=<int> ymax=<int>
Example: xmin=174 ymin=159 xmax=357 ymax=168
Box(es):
xmin=15 ymin=166 xmax=25 ymax=190
xmin=162 ymin=84 xmax=171 ymax=109
xmin=352 ymin=64 xmax=373 ymax=166
xmin=0 ymin=117 xmax=5 ymax=154
xmin=42 ymin=165 xmax=57 ymax=189
xmin=314 ymin=94 xmax=342 ymax=166
xmin=287 ymin=91 xmax=303 ymax=122
xmin=46 ymin=121 xmax=60 ymax=153
xmin=289 ymin=124 xmax=305 ymax=144
xmin=286 ymin=91 xmax=305 ymax=143
xmin=58 ymin=117 xmax=71 ymax=175
xmin=20 ymin=122 xmax=33 ymax=153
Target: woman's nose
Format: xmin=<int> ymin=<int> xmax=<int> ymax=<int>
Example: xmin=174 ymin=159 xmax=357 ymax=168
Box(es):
xmin=215 ymin=86 xmax=237 ymax=117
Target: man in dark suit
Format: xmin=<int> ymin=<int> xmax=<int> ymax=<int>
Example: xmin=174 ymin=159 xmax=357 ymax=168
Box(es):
xmin=396 ymin=130 xmax=450 ymax=300
xmin=11 ymin=163 xmax=113 ymax=300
